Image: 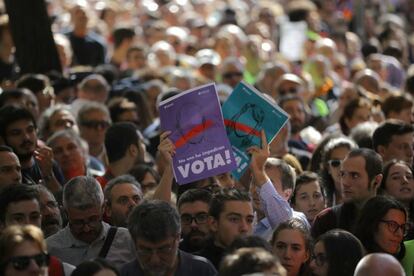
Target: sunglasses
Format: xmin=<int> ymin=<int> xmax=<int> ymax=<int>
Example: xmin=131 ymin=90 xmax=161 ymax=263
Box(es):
xmin=328 ymin=159 xmax=342 ymax=168
xmin=223 ymin=72 xmax=243 ymax=79
xmin=4 ymin=253 xmax=49 ymax=271
xmin=81 ymin=120 xmax=110 ymax=129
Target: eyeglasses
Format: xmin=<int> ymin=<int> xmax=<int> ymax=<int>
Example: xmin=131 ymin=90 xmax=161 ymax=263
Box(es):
xmin=223 ymin=72 xmax=243 ymax=79
xmin=311 ymin=253 xmax=327 ymax=267
xmin=69 ymin=215 xmax=101 ymax=230
xmin=81 ymin=120 xmax=110 ymax=129
xmin=3 ymin=253 xmax=50 ymax=271
xmin=328 ymin=159 xmax=342 ymax=168
xmin=136 ymin=237 xmax=178 ymax=257
xmin=181 ymin=213 xmax=209 ymax=225
xmin=380 ymin=220 xmax=408 ymax=235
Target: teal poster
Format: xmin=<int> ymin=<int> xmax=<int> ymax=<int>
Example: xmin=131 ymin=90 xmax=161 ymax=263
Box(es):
xmin=222 ymin=81 xmax=290 ymax=179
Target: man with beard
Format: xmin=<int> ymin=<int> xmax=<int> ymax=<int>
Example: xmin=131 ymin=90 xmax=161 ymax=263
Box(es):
xmin=104 ymin=174 xmax=143 ymax=227
xmin=34 ymin=185 xmax=63 ymax=238
xmin=46 ymin=175 xmax=136 ymax=268
xmin=0 ymin=105 xmax=63 ymax=193
xmin=312 ymin=148 xmax=383 ymax=238
xmin=0 ymin=145 xmax=22 ymax=188
xmin=121 ymin=200 xmax=216 ymax=276
xmin=97 ymin=122 xmax=146 ymax=188
xmin=279 ymin=95 xmax=315 ymax=169
xmin=177 ymin=189 xmax=212 ymax=253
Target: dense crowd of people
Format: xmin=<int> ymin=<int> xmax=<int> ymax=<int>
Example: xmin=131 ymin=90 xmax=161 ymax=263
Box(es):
xmin=0 ymin=0 xmax=414 ymax=275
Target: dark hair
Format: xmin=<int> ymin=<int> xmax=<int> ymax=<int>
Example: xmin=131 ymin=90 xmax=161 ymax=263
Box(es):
xmin=16 ymin=74 xmax=49 ymax=94
xmin=355 ymin=196 xmax=406 ymax=257
xmin=347 ymin=148 xmax=383 ymax=183
xmin=107 ymin=97 xmax=137 ymax=123
xmin=291 ymin=171 xmax=325 ymax=205
xmin=128 ymin=200 xmax=181 ymax=242
xmin=209 ymin=188 xmax=251 ymax=220
xmin=381 ymin=94 xmax=413 ymax=118
xmin=339 ymin=98 xmax=372 ymax=135
xmin=379 ymin=159 xmax=412 ymax=194
xmin=372 ymin=120 xmax=414 ymax=152
xmin=405 ymin=75 xmax=414 ymax=96
xmin=177 ymin=189 xmax=212 ymax=210
xmin=0 ymin=105 xmax=36 ymax=139
xmin=123 ymin=90 xmax=153 ymax=130
xmin=271 ymin=218 xmax=312 ymax=252
xmin=105 ymin=122 xmax=140 ymax=163
xmin=315 ymin=229 xmax=365 ymax=276
xmin=129 ymin=163 xmax=160 ymax=183
xmin=228 ymin=235 xmax=272 ymax=253
xmin=112 ymin=27 xmax=135 ymax=49
xmin=0 ymin=89 xmax=25 ymax=108
xmin=219 ymin=247 xmax=282 ymax=276
xmin=271 ymin=218 xmax=311 ymax=275
xmin=320 ymin=137 xmax=357 ymax=205
xmin=70 ymin=258 xmax=120 ymax=276
xmin=0 ymin=184 xmax=39 ymax=224
xmin=308 ymin=133 xmax=341 ymax=173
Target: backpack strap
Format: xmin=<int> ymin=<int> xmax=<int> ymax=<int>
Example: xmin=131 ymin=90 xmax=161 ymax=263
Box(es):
xmin=98 ymin=227 xmax=117 ymax=258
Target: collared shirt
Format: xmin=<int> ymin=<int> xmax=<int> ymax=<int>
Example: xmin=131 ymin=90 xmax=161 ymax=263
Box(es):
xmin=46 ymin=222 xmax=136 ymax=268
xmin=254 ymin=179 xmax=309 ymax=240
xmin=121 ymin=250 xmax=217 ymax=276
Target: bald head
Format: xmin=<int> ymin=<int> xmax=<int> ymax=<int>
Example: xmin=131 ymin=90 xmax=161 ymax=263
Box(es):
xmin=354 ymin=253 xmax=405 ymax=276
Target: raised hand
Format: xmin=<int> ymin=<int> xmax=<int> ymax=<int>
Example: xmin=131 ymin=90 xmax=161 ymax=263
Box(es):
xmin=35 ymin=145 xmax=54 ymax=178
xmin=157 ymin=131 xmax=176 ymax=165
xmin=247 ymin=129 xmax=269 ymax=172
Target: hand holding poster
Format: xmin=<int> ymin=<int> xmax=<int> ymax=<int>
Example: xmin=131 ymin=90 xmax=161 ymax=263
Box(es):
xmin=159 ymin=83 xmax=237 ymax=184
xmin=222 ymin=81 xmax=289 ymax=179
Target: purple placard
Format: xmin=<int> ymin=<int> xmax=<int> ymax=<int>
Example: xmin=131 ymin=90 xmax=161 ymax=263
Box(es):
xmin=159 ymin=83 xmax=237 ymax=184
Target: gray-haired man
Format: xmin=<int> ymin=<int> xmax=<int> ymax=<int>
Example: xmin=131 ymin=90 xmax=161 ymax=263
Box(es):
xmin=121 ymin=200 xmax=216 ymax=276
xmin=46 ymin=175 xmax=136 ymax=268
xmin=104 ymin=174 xmax=143 ymax=227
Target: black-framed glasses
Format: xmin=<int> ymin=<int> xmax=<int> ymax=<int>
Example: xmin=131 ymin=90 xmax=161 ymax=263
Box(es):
xmin=311 ymin=253 xmax=327 ymax=267
xmin=380 ymin=220 xmax=407 ymax=235
xmin=3 ymin=253 xmax=50 ymax=271
xmin=181 ymin=212 xmax=209 ymax=225
xmin=81 ymin=120 xmax=110 ymax=129
xmin=328 ymin=159 xmax=342 ymax=168
xmin=223 ymin=72 xmax=243 ymax=79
